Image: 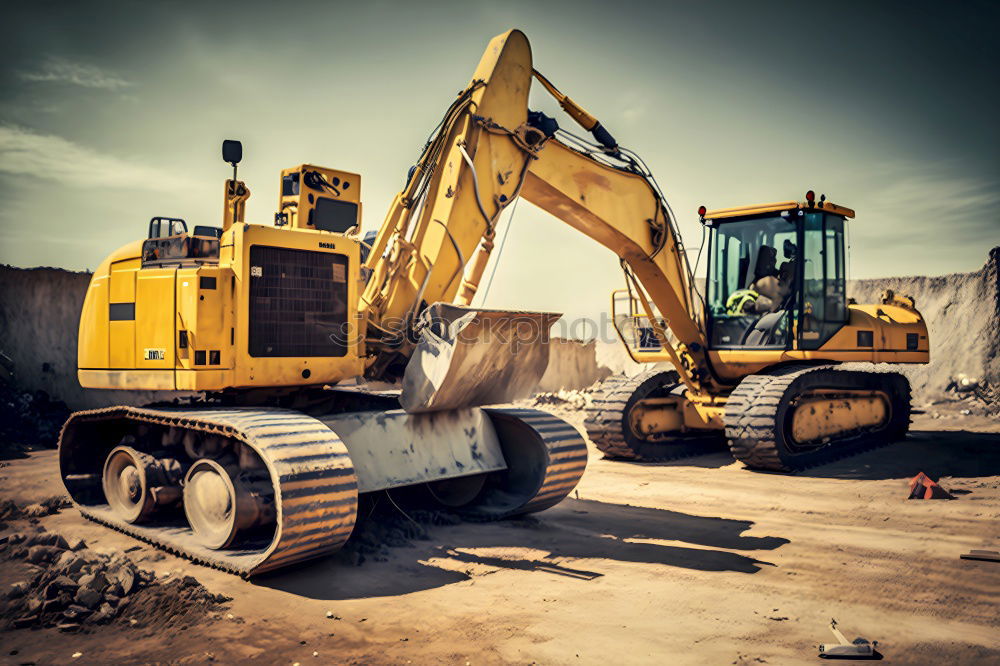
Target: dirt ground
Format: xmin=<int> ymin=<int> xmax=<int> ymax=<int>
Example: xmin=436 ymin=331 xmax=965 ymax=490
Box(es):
xmin=1 ymin=403 xmax=998 ymax=666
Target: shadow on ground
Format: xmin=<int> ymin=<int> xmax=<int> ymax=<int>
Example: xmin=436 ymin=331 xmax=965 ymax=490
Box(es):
xmin=614 ymin=450 xmax=735 ymax=470
xmin=799 ymin=430 xmax=1000 ymax=481
xmin=256 ymin=497 xmax=788 ymax=601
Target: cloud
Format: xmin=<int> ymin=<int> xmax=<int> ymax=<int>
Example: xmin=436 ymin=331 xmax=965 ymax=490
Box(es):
xmin=0 ymin=125 xmax=193 ymax=191
xmin=859 ymin=160 xmax=1000 ymax=241
xmin=19 ymin=57 xmax=133 ymax=91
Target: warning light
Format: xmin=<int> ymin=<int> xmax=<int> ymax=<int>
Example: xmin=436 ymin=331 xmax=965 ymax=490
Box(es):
xmin=697 ymin=205 xmax=707 ymax=217
xmin=805 ymin=190 xmax=816 ymax=203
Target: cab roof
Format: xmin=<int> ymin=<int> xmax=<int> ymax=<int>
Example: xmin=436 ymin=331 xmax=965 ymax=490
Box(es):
xmin=703 ymin=199 xmax=855 ymax=221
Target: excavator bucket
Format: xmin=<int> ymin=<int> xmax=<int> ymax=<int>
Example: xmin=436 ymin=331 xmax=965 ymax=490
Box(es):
xmin=400 ymin=303 xmax=561 ymax=413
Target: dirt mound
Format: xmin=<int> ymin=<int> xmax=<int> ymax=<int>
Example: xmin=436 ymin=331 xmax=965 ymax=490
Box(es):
xmin=117 ymin=575 xmax=232 ymax=632
xmin=0 ymin=265 xmax=191 ymax=411
xmin=849 ymin=247 xmax=1000 ymax=400
xmin=536 ymin=338 xmax=612 ymax=392
xmin=533 ymin=388 xmax=593 ymax=410
xmin=0 ymin=496 xmax=71 ymax=529
xmin=0 ymin=528 xmax=229 ymax=633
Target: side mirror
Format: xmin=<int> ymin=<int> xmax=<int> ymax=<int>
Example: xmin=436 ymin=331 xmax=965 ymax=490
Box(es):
xmin=222 ymin=139 xmax=242 ymax=165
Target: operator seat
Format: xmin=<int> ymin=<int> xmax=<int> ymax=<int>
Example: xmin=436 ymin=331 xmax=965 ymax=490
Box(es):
xmin=750 ymin=245 xmax=782 ymax=312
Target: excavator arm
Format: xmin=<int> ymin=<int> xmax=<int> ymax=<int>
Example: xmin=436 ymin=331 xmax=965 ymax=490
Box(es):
xmin=361 ymin=29 xmax=719 ymax=399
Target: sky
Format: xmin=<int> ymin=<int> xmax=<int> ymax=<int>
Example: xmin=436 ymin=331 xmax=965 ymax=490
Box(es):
xmin=1 ymin=0 xmax=997 ymax=330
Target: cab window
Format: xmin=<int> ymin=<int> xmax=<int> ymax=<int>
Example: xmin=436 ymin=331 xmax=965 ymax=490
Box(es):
xmin=799 ymin=213 xmax=847 ymax=349
xmin=707 ymin=215 xmax=798 ymax=348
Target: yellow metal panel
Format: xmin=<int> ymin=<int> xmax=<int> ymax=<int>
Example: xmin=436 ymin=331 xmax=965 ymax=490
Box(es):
xmin=108 ymin=259 xmax=139 ymax=368
xmin=80 ymin=244 xmax=143 ymax=374
xmin=790 ymin=392 xmax=889 ymax=443
xmin=705 ymin=200 xmax=855 ymax=220
xmin=176 ymin=265 xmax=234 ymax=372
xmin=228 ymin=224 xmax=366 ymax=389
xmin=78 ymin=369 xmax=175 ymax=390
xmin=279 ymin=164 xmax=362 ymax=231
xmin=78 ymin=271 xmax=110 ymax=369
xmin=135 ymin=268 xmax=176 ymax=371
xmin=174 ymin=369 xmax=233 ymax=391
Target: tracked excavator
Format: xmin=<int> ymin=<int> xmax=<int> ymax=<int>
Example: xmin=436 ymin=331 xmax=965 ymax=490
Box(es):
xmin=58 ymin=29 xmax=929 ymax=575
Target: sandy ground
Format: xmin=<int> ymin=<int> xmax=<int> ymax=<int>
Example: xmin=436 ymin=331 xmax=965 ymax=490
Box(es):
xmin=1 ymin=406 xmax=998 ymax=666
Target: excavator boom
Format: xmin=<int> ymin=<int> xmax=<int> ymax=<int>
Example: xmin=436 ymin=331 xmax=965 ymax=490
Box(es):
xmin=361 ymin=29 xmax=715 ymax=403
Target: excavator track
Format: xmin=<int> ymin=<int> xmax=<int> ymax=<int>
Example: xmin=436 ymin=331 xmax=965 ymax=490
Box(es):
xmin=479 ymin=407 xmax=589 ymax=516
xmin=584 ymin=370 xmax=724 ymax=461
xmin=724 ymin=365 xmax=911 ymax=472
xmin=59 ymin=406 xmax=358 ymax=577
xmin=58 ymin=405 xmax=587 ymax=576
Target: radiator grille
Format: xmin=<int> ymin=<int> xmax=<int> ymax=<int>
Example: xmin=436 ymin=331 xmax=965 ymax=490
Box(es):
xmin=248 ymin=246 xmax=348 ymax=358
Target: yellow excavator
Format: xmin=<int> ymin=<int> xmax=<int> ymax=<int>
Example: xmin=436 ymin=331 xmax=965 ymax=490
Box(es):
xmin=59 ymin=29 xmax=928 ymax=575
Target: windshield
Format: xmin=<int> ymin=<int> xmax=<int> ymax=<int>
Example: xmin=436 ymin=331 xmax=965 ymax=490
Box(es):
xmin=707 ymin=215 xmax=798 ymax=347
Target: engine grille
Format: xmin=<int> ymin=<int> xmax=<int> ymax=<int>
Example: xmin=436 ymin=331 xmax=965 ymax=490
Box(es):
xmin=248 ymin=246 xmax=348 ymax=358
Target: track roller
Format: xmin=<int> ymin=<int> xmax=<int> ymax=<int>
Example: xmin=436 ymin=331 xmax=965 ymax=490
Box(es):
xmin=101 ymin=445 xmax=183 ymax=523
xmin=183 ymin=459 xmax=276 ymax=550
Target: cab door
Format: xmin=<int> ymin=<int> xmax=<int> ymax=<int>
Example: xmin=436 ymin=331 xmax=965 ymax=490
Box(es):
xmin=799 ymin=213 xmax=848 ymax=349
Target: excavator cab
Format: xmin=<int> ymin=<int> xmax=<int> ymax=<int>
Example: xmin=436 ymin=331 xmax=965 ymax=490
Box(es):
xmin=703 ymin=193 xmax=852 ymax=351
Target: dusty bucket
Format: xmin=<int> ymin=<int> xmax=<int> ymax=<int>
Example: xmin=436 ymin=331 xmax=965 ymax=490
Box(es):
xmin=399 ymin=302 xmax=561 ymax=413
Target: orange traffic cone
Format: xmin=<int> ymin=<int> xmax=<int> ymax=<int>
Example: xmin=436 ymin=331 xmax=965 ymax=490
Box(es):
xmin=908 ymin=472 xmax=954 ymax=499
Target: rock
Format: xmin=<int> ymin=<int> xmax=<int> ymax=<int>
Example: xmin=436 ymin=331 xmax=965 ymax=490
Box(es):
xmin=84 ymin=571 xmax=108 ymax=594
xmin=110 ymin=564 xmax=136 ymax=595
xmin=25 ymin=532 xmax=69 ymax=550
xmin=55 ymin=551 xmax=87 ymax=575
xmin=26 ymin=545 xmax=62 ymax=564
xmin=180 ymin=575 xmax=200 ymax=588
xmin=0 ymin=499 xmax=20 ymax=520
xmin=45 ymin=575 xmax=78 ymax=599
xmin=62 ymin=604 xmax=91 ymax=620
xmin=75 ymin=586 xmax=102 ymax=609
xmin=7 ymin=581 xmax=30 ymax=599
xmin=42 ymin=596 xmax=67 ymax=613
xmin=57 ymin=622 xmax=81 ymax=632
xmin=67 ymin=537 xmax=87 ymax=551
xmin=87 ymin=602 xmax=115 ymax=624
xmin=22 ymin=503 xmax=49 ymax=518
